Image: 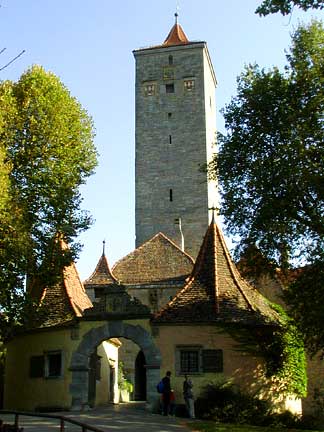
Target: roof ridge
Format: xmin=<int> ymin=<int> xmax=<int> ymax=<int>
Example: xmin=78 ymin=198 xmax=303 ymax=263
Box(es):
xmin=112 ymin=232 xmax=194 ymax=270
xmin=63 ymin=261 xmax=93 ymax=316
xmin=215 ymin=223 xmax=256 ymax=312
xmin=213 ymin=221 xmax=219 ymax=313
xmin=158 ymin=232 xmax=195 ymax=262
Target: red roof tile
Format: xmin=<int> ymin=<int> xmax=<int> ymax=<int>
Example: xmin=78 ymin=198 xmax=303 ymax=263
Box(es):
xmin=38 ymin=240 xmax=93 ymax=327
xmin=153 ymin=218 xmax=280 ymax=325
xmin=84 ymin=252 xmax=119 ymax=286
xmin=163 ymin=23 xmax=189 ymax=46
xmin=63 ymin=261 xmax=93 ymax=316
xmin=112 ymin=232 xmax=194 ymax=284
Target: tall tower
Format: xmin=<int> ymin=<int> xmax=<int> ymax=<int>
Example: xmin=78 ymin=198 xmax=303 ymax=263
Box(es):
xmin=133 ymin=15 xmax=217 ymax=258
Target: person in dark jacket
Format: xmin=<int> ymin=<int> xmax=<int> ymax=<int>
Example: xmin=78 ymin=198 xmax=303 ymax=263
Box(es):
xmin=162 ymin=371 xmax=172 ymax=416
xmin=183 ymin=374 xmax=195 ymax=418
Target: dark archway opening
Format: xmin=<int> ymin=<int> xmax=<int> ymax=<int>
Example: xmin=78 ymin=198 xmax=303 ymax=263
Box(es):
xmin=135 ymin=350 xmax=146 ymax=401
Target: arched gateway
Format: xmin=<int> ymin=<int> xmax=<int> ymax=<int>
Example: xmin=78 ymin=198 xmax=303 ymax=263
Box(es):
xmin=69 ymin=321 xmax=161 ymax=411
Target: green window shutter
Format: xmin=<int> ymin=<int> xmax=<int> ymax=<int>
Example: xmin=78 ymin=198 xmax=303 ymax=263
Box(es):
xmin=30 ymin=355 xmax=44 ymax=378
xmin=202 ymin=349 xmax=223 ymax=373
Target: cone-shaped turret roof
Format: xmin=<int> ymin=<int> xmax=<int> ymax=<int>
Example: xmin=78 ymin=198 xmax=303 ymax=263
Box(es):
xmin=37 ymin=239 xmax=93 ymax=327
xmin=163 ymin=13 xmax=189 ymax=46
xmin=84 ymin=242 xmax=119 ymax=286
xmin=153 ymin=216 xmax=280 ymax=325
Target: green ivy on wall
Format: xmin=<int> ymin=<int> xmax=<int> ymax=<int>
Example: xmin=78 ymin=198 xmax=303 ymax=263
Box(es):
xmin=219 ymin=304 xmax=307 ymax=398
xmin=262 ymin=303 xmax=307 ymax=398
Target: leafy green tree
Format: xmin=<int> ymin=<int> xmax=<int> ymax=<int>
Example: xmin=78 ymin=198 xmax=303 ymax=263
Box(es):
xmin=256 ymin=0 xmax=324 ymax=15
xmin=0 ymin=65 xmax=97 ymax=338
xmin=209 ymin=21 xmax=324 ymax=352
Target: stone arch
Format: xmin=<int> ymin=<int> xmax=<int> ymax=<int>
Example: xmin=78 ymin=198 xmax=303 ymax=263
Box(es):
xmin=69 ymin=321 xmax=161 ymax=411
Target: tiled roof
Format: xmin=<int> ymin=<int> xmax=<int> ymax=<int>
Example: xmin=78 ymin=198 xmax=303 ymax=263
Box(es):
xmin=63 ymin=262 xmax=93 ymax=315
xmin=83 ymin=283 xmax=151 ymax=319
xmin=163 ymin=22 xmax=189 ymax=46
xmin=112 ymin=232 xmax=194 ymax=284
xmin=84 ymin=252 xmax=119 ymax=286
xmin=153 ymin=217 xmax=280 ymax=326
xmin=39 ymin=242 xmax=93 ymax=327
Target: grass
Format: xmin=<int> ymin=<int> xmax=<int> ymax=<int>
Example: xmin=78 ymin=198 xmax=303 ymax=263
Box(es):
xmin=186 ymin=421 xmax=324 ymax=432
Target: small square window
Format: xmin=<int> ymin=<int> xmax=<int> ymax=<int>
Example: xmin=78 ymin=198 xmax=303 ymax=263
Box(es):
xmin=166 ymin=83 xmax=175 ymax=94
xmin=31 ymin=351 xmax=63 ymax=379
xmin=176 ymin=346 xmax=223 ymax=375
xmin=180 ymin=350 xmax=199 ymax=373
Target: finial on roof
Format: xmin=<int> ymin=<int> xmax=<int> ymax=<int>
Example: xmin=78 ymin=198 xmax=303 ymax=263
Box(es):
xmin=175 ymin=0 xmax=180 ymax=23
xmin=102 ymin=239 xmax=106 ymax=256
xmin=163 ymin=8 xmax=189 ymax=47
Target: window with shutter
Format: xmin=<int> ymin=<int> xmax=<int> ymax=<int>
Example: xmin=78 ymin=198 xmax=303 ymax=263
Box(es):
xmin=30 ymin=355 xmax=44 ymax=378
xmin=180 ymin=350 xmax=199 ymax=373
xmin=202 ymin=349 xmax=223 ymax=373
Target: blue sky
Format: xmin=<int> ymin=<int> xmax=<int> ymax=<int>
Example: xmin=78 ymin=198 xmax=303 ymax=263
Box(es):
xmin=1 ymin=1 xmax=323 ymax=280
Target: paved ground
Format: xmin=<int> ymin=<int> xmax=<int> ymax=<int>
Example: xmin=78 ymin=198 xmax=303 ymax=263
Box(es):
xmin=0 ymin=403 xmax=194 ymax=432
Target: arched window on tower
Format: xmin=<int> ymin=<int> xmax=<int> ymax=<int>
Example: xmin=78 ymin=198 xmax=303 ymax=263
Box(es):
xmin=168 ymin=55 xmax=173 ymax=65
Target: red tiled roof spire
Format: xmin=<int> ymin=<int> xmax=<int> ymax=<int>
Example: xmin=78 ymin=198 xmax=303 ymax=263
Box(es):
xmin=35 ymin=238 xmax=93 ymax=327
xmin=84 ymin=241 xmax=119 ymax=286
xmin=153 ymin=218 xmax=280 ymax=325
xmin=163 ymin=12 xmax=189 ymax=46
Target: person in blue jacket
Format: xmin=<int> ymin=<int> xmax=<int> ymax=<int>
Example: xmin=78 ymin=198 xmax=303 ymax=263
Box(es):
xmin=161 ymin=371 xmax=172 ymax=416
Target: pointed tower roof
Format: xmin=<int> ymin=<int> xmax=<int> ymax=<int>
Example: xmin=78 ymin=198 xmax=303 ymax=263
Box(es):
xmin=113 ymin=232 xmax=194 ymax=284
xmin=38 ymin=240 xmax=93 ymax=327
xmin=84 ymin=241 xmax=119 ymax=287
xmin=153 ymin=217 xmax=280 ymax=325
xmin=163 ymin=13 xmax=189 ymax=46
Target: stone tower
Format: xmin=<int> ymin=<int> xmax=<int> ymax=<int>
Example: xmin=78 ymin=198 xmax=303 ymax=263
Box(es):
xmin=133 ymin=15 xmax=217 ymax=258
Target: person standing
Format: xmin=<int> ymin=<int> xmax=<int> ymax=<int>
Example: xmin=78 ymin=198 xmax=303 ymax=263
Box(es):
xmin=183 ymin=374 xmax=195 ymax=419
xmin=162 ymin=371 xmax=172 ymax=416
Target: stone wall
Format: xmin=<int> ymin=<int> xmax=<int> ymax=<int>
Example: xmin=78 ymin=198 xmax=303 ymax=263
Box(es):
xmin=134 ymin=42 xmax=217 ymax=258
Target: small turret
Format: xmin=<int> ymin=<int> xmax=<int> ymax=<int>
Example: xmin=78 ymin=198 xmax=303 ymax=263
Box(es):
xmin=83 ymin=240 xmax=120 ymax=301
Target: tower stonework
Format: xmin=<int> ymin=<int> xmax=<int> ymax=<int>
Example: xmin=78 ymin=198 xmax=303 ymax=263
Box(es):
xmin=133 ymin=19 xmax=217 ymax=258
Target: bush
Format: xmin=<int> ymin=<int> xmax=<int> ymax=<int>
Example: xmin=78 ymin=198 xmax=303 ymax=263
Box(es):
xmin=194 ymin=380 xmax=301 ymax=428
xmin=195 ymin=380 xmax=270 ymax=425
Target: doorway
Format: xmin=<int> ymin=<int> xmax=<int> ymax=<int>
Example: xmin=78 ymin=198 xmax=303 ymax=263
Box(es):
xmin=135 ymin=350 xmax=146 ymax=401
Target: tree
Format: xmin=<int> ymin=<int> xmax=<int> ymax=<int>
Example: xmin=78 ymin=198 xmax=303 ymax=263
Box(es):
xmin=256 ymin=0 xmax=324 ymax=15
xmin=0 ymin=65 xmax=97 ymax=338
xmin=209 ymin=21 xmax=324 ymax=353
